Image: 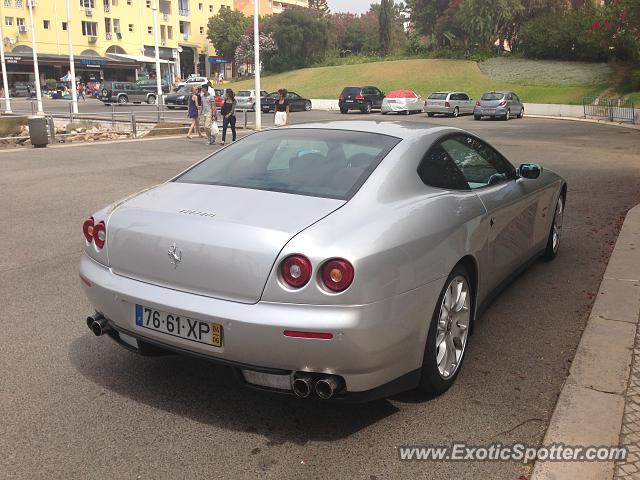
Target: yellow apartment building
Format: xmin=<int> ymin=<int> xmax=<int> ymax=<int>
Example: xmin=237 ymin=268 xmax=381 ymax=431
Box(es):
xmin=0 ymin=0 xmax=306 ymax=89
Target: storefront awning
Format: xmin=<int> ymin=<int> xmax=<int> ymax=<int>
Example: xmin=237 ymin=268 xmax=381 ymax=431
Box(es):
xmin=208 ymin=56 xmax=230 ymax=64
xmin=108 ymin=54 xmax=172 ymax=64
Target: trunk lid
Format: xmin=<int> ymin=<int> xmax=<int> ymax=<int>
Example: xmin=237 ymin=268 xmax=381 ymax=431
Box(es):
xmin=106 ymin=182 xmax=344 ymax=304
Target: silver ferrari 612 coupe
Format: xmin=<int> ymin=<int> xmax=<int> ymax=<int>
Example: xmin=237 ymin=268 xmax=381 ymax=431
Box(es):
xmin=80 ymin=121 xmax=566 ymax=402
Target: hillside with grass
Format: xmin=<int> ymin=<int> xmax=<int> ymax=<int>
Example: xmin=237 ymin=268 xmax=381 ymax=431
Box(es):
xmin=230 ymin=58 xmax=612 ymax=104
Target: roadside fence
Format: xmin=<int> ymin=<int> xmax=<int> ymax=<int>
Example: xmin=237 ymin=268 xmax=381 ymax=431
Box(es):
xmin=583 ymin=96 xmax=635 ymax=124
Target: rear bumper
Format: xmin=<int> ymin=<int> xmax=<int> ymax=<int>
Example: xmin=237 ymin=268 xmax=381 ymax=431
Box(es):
xmin=381 ymin=102 xmax=409 ymax=112
xmin=339 ymin=100 xmax=367 ymax=110
xmin=474 ymin=106 xmax=508 ymax=117
xmin=80 ymin=254 xmax=442 ymax=396
xmin=424 ymin=105 xmax=453 ymax=114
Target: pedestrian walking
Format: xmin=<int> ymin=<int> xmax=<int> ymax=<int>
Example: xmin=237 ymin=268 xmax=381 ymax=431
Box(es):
xmin=76 ymin=82 xmax=86 ymax=101
xmin=274 ymin=88 xmax=290 ymax=127
xmin=200 ymin=84 xmax=218 ymax=145
xmin=186 ymin=86 xmax=203 ymax=139
xmin=217 ymin=72 xmax=224 ymax=85
xmin=221 ymin=88 xmax=237 ymax=145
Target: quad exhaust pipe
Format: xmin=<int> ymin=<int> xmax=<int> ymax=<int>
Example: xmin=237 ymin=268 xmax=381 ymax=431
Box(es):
xmin=315 ymin=376 xmax=345 ymax=400
xmin=292 ymin=373 xmax=345 ymax=399
xmin=292 ymin=374 xmax=314 ymax=398
xmin=86 ymin=314 xmax=110 ymax=337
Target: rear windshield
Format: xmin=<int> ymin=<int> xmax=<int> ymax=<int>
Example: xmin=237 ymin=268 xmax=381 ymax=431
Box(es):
xmin=175 ymin=129 xmax=401 ymax=200
xmin=481 ymin=93 xmax=504 ymax=101
xmin=237 ymin=90 xmax=251 ymax=97
xmin=341 ymin=87 xmax=362 ymax=96
xmin=428 ymin=93 xmax=448 ymax=100
xmin=178 ymin=87 xmax=191 ymax=94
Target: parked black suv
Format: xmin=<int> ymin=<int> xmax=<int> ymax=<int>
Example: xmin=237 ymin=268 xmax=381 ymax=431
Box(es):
xmin=338 ymin=86 xmax=385 ymax=114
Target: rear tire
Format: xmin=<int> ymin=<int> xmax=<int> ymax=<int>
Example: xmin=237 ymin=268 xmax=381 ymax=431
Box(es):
xmin=118 ymin=95 xmax=128 ymax=105
xmin=340 ymin=107 xmax=348 ymax=114
xmin=474 ymin=114 xmax=481 ymax=120
xmin=304 ymin=101 xmax=311 ymax=111
xmin=361 ymin=102 xmax=372 ymax=114
xmin=147 ymin=95 xmax=157 ymax=105
xmin=418 ymin=263 xmax=473 ymax=395
xmin=452 ymin=107 xmax=459 ymax=118
xmin=518 ymin=108 xmax=524 ymax=118
xmin=503 ymin=108 xmax=510 ymax=120
xmin=427 ymin=112 xmax=434 ymax=117
xmin=542 ymin=194 xmax=564 ymax=261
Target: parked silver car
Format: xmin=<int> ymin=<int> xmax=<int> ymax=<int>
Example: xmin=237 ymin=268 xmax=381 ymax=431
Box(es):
xmin=425 ymin=92 xmax=475 ymax=117
xmin=80 ymin=121 xmax=566 ymax=402
xmin=236 ymin=89 xmax=269 ymax=111
xmin=474 ymin=91 xmax=524 ymax=120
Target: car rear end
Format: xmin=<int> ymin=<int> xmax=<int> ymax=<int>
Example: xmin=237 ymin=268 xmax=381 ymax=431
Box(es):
xmin=235 ymin=90 xmax=254 ymax=110
xmin=79 ymin=128 xmax=425 ymax=401
xmin=214 ymin=89 xmax=224 ymax=109
xmin=99 ymin=82 xmax=117 ymax=104
xmin=339 ymin=87 xmax=366 ymax=111
xmin=424 ymin=92 xmax=452 ymax=115
xmin=474 ymin=92 xmax=508 ymax=118
xmin=261 ymin=93 xmax=277 ymax=112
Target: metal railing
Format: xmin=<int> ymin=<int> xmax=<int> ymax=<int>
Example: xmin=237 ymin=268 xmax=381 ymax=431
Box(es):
xmin=583 ymin=97 xmax=635 ymax=124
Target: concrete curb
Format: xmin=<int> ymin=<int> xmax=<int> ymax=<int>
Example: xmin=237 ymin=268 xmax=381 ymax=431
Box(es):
xmin=531 ymin=205 xmax=640 ymax=480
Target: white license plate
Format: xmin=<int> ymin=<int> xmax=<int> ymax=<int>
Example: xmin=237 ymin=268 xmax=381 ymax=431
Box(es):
xmin=485 ymin=108 xmax=496 ymax=114
xmin=134 ymin=304 xmax=223 ymax=347
xmin=387 ymin=99 xmax=397 ymax=103
xmin=345 ymin=100 xmax=354 ymax=103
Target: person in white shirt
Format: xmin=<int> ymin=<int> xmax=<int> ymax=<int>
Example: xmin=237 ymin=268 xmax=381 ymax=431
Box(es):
xmin=200 ymin=84 xmax=218 ymax=145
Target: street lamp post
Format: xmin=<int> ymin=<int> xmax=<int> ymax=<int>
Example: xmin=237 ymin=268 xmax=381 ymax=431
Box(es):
xmin=27 ymin=0 xmax=43 ymax=114
xmin=151 ymin=0 xmax=163 ymax=104
xmin=0 ymin=15 xmax=13 ymax=113
xmin=253 ymin=0 xmax=261 ymax=130
xmin=66 ymin=0 xmax=78 ymax=114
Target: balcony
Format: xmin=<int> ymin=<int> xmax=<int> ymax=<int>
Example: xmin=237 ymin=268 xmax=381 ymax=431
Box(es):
xmin=179 ymin=8 xmax=189 ymax=16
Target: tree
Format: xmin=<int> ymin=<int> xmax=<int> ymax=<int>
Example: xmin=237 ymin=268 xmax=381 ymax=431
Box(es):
xmin=379 ymin=0 xmax=394 ymax=54
xmin=406 ymin=0 xmax=451 ymax=37
xmin=263 ymin=9 xmax=330 ymax=71
xmin=308 ymin=0 xmax=330 ymax=16
xmin=234 ymin=32 xmax=278 ymax=66
xmin=207 ymin=6 xmax=251 ymax=63
xmin=455 ymin=0 xmax=524 ymax=49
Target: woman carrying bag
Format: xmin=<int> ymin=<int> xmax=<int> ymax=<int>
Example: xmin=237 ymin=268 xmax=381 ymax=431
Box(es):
xmin=274 ymin=89 xmax=290 ymax=127
xmin=221 ymin=88 xmax=237 ymax=145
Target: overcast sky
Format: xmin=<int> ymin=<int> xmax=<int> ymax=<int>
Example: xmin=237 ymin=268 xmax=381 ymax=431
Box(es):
xmin=327 ymin=0 xmax=376 ymax=14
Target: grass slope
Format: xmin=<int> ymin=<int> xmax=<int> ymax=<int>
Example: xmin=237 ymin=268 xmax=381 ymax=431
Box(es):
xmin=230 ymin=58 xmax=610 ymax=104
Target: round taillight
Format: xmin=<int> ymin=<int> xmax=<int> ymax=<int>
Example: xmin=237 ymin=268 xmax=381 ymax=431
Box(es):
xmin=321 ymin=258 xmax=354 ymax=292
xmin=281 ymin=254 xmax=312 ymax=288
xmin=82 ymin=217 xmax=94 ymax=243
xmin=93 ymin=221 xmax=106 ymax=249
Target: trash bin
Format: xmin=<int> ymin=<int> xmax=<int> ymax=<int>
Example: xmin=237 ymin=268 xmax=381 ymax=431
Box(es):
xmin=27 ymin=116 xmax=49 ymax=148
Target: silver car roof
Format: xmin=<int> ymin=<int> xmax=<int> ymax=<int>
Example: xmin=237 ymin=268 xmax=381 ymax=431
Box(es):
xmin=279 ymin=121 xmax=460 ymax=140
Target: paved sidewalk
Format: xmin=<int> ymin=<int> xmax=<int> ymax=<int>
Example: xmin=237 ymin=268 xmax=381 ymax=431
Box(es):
xmin=532 ymin=204 xmax=640 ymax=480
xmin=615 ymin=327 xmax=640 ymax=479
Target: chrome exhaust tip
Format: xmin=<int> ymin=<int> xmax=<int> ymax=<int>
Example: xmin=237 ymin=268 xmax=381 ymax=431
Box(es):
xmin=89 ymin=315 xmax=110 ymax=337
xmin=315 ymin=376 xmax=345 ymax=400
xmin=292 ymin=374 xmax=314 ymax=398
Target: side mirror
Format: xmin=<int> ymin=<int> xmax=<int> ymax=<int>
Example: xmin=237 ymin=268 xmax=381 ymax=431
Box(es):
xmin=517 ymin=163 xmax=542 ymax=180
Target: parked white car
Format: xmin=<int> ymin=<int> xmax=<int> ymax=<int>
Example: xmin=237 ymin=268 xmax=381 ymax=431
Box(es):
xmin=176 ymin=76 xmax=211 ymax=89
xmin=381 ymin=90 xmax=423 ymax=115
xmin=425 ymin=92 xmax=475 ymax=117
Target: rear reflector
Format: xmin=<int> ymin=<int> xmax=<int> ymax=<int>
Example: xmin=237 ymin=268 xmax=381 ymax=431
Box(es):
xmin=79 ymin=273 xmax=92 ymax=287
xmin=284 ymin=330 xmax=333 ymax=340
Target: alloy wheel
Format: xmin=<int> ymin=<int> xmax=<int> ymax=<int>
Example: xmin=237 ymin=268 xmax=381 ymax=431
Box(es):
xmin=435 ymin=275 xmax=471 ymax=379
xmin=552 ymin=197 xmax=564 ymax=253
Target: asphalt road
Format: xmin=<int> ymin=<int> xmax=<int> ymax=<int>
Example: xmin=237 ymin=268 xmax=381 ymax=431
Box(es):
xmin=2 ymin=114 xmax=640 ymax=480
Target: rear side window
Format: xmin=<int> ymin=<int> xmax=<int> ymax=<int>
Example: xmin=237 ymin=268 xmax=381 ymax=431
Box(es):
xmin=237 ymin=90 xmax=251 ymax=97
xmin=428 ymin=93 xmax=448 ymax=100
xmin=481 ymin=93 xmax=504 ymax=101
xmin=440 ymin=135 xmax=515 ymax=189
xmin=417 ymin=144 xmax=470 ymax=190
xmin=175 ymin=129 xmax=401 ymax=200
